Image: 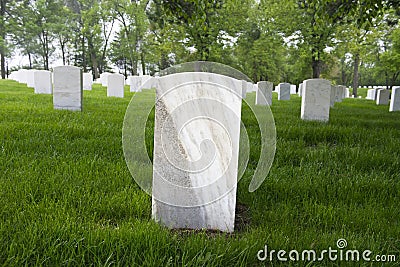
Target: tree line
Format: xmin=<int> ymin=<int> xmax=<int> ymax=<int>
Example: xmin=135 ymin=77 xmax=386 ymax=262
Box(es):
xmin=1 ymin=0 xmax=399 ymax=95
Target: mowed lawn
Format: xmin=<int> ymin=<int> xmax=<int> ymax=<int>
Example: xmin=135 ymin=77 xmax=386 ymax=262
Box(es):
xmin=0 ymin=80 xmax=399 ymax=266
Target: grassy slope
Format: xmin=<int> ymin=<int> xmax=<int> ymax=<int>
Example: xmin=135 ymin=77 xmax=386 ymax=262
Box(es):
xmin=0 ymin=80 xmax=399 ymax=266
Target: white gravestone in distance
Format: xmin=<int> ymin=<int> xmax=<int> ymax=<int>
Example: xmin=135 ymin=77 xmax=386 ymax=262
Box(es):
xmin=376 ymin=89 xmax=390 ymax=105
xmin=298 ymin=83 xmax=303 ymax=97
xmin=301 ymin=79 xmax=331 ymax=122
xmin=100 ymin=72 xmax=112 ymax=86
xmin=330 ymin=85 xmax=337 ymax=107
xmin=344 ymin=88 xmax=350 ymax=98
xmin=390 ymin=87 xmax=400 ymax=112
xmin=83 ymin=73 xmax=93 ymax=90
xmin=152 ymin=72 xmax=242 ymax=232
xmin=107 ymin=73 xmax=124 ymax=98
xmin=26 ymin=70 xmax=36 ymax=88
xmin=53 ymin=66 xmax=82 ymax=111
xmin=34 ymin=70 xmax=52 ymax=94
xmin=366 ymin=89 xmax=376 ymax=100
xmin=241 ymin=80 xmax=247 ymax=99
xmin=277 ymin=83 xmax=290 ymax=100
xmin=335 ymin=85 xmax=345 ymax=102
xmin=128 ymin=76 xmax=142 ymax=92
xmin=256 ymin=81 xmax=273 ymax=106
xmin=290 ymin=84 xmax=297 ymax=94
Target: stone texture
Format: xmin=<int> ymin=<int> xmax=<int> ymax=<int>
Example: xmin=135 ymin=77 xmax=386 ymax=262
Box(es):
xmin=376 ymin=89 xmax=390 ymax=105
xmin=298 ymin=83 xmax=303 ymax=97
xmin=26 ymin=70 xmax=36 ymax=88
xmin=301 ymin=79 xmax=331 ymax=122
xmin=100 ymin=72 xmax=112 ymax=86
xmin=241 ymin=80 xmax=247 ymax=99
xmin=277 ymin=83 xmax=290 ymax=100
xmin=390 ymin=87 xmax=400 ymax=112
xmin=107 ymin=73 xmax=124 ymax=98
xmin=344 ymin=88 xmax=350 ymax=98
xmin=34 ymin=70 xmax=52 ymax=94
xmin=53 ymin=66 xmax=82 ymax=111
xmin=128 ymin=76 xmax=142 ymax=92
xmin=366 ymin=89 xmax=376 ymax=100
xmin=256 ymin=81 xmax=273 ymax=106
xmin=152 ymin=72 xmax=242 ymax=232
xmin=330 ymin=85 xmax=337 ymax=107
xmin=290 ymin=84 xmax=296 ymax=94
xmin=335 ymin=85 xmax=345 ymax=102
xmin=83 ymin=73 xmax=93 ymax=90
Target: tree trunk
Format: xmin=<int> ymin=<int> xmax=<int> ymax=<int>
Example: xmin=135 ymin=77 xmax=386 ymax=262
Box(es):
xmin=0 ymin=0 xmax=6 ymax=79
xmin=311 ymin=48 xmax=321 ymax=78
xmin=352 ymin=53 xmax=360 ymax=97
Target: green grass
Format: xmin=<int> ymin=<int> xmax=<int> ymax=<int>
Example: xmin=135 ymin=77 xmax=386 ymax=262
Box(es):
xmin=1 ymin=80 xmax=399 ymax=266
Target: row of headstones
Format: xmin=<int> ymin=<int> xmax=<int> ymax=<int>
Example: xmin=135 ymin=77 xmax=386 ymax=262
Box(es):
xmin=366 ymin=88 xmax=400 ymax=112
xmin=8 ymin=67 xmax=156 ymax=111
xmin=255 ymin=80 xmax=353 ymax=122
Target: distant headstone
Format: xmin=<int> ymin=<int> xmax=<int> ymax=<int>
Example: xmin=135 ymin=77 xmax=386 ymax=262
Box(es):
xmin=330 ymin=85 xmax=337 ymax=107
xmin=127 ymin=76 xmax=142 ymax=92
xmin=152 ymin=72 xmax=242 ymax=233
xmin=277 ymin=83 xmax=290 ymax=100
xmin=301 ymin=79 xmax=331 ymax=122
xmin=389 ymin=87 xmax=400 ymax=112
xmin=335 ymin=85 xmax=344 ymax=102
xmin=366 ymin=89 xmax=376 ymax=100
xmin=344 ymin=88 xmax=350 ymax=98
xmin=26 ymin=70 xmax=36 ymax=88
xmin=376 ymin=89 xmax=390 ymax=105
xmin=256 ymin=81 xmax=273 ymax=106
xmin=241 ymin=80 xmax=247 ymax=98
xmin=298 ymin=83 xmax=303 ymax=97
xmin=53 ymin=66 xmax=82 ymax=111
xmin=34 ymin=70 xmax=52 ymax=94
xmin=107 ymin=73 xmax=124 ymax=98
xmin=375 ymin=88 xmax=384 ymax=100
xmin=83 ymin=73 xmax=93 ymax=90
xmin=100 ymin=72 xmax=112 ymax=86
xmin=290 ymin=84 xmax=296 ymax=94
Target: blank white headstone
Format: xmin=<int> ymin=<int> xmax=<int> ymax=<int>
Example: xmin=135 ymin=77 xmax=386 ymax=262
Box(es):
xmin=277 ymin=83 xmax=290 ymax=100
xmin=389 ymin=87 xmax=400 ymax=112
xmin=34 ymin=70 xmax=52 ymax=94
xmin=152 ymin=72 xmax=242 ymax=232
xmin=290 ymin=84 xmax=296 ymax=94
xmin=241 ymin=80 xmax=247 ymax=98
xmin=301 ymin=79 xmax=331 ymax=122
xmin=107 ymin=74 xmax=124 ymax=98
xmin=376 ymin=89 xmax=390 ymax=105
xmin=330 ymin=85 xmax=337 ymax=107
xmin=298 ymin=83 xmax=303 ymax=97
xmin=26 ymin=70 xmax=36 ymax=88
xmin=100 ymin=72 xmax=112 ymax=86
xmin=53 ymin=66 xmax=82 ymax=111
xmin=256 ymin=81 xmax=273 ymax=106
xmin=83 ymin=73 xmax=93 ymax=90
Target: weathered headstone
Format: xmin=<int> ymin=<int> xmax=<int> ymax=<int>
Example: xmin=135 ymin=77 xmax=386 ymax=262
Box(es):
xmin=366 ymin=89 xmax=376 ymax=100
xmin=53 ymin=66 xmax=82 ymax=111
xmin=389 ymin=87 xmax=400 ymax=112
xmin=152 ymin=72 xmax=242 ymax=232
xmin=376 ymin=89 xmax=390 ymax=105
xmin=107 ymin=73 xmax=124 ymax=98
xmin=335 ymin=85 xmax=344 ymax=102
xmin=241 ymin=80 xmax=247 ymax=99
xmin=330 ymin=85 xmax=337 ymax=107
xmin=277 ymin=83 xmax=290 ymax=100
xmin=83 ymin=73 xmax=93 ymax=90
xmin=301 ymin=79 xmax=331 ymax=122
xmin=256 ymin=81 xmax=273 ymax=106
xmin=34 ymin=70 xmax=52 ymax=94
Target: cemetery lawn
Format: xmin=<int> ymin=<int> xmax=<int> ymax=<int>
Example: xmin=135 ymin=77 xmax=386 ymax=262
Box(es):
xmin=1 ymin=80 xmax=399 ymax=266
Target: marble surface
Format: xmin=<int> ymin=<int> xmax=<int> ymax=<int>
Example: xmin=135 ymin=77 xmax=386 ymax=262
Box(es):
xmin=128 ymin=76 xmax=142 ymax=92
xmin=278 ymin=83 xmax=290 ymax=100
xmin=367 ymin=89 xmax=376 ymax=100
xmin=330 ymin=85 xmax=337 ymax=107
xmin=256 ymin=81 xmax=273 ymax=106
xmin=152 ymin=72 xmax=242 ymax=232
xmin=26 ymin=70 xmax=36 ymax=88
xmin=241 ymin=80 xmax=247 ymax=98
xmin=100 ymin=72 xmax=112 ymax=86
xmin=53 ymin=66 xmax=82 ymax=111
xmin=290 ymin=84 xmax=297 ymax=94
xmin=298 ymin=83 xmax=303 ymax=97
xmin=34 ymin=70 xmax=52 ymax=94
xmin=344 ymin=88 xmax=350 ymax=98
xmin=107 ymin=73 xmax=124 ymax=98
xmin=335 ymin=85 xmax=344 ymax=102
xmin=376 ymin=89 xmax=390 ymax=105
xmin=390 ymin=87 xmax=400 ymax=112
xmin=301 ymin=79 xmax=331 ymax=122
xmin=83 ymin=73 xmax=93 ymax=90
